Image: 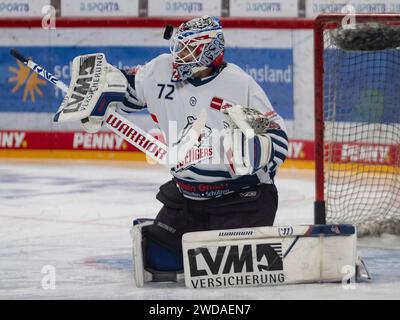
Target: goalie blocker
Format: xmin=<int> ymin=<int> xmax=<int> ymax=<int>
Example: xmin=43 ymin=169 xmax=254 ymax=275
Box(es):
xmin=131 ymin=220 xmax=369 ymax=288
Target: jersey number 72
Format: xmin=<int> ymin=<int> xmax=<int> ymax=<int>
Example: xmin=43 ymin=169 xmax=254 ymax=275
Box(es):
xmin=157 ymin=84 xmax=175 ymax=100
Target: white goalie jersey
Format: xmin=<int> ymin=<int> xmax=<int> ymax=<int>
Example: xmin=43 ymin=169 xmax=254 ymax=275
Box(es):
xmin=119 ymin=54 xmax=289 ymax=199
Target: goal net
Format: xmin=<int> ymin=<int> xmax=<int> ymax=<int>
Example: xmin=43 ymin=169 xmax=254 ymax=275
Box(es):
xmin=314 ymin=14 xmax=400 ymax=235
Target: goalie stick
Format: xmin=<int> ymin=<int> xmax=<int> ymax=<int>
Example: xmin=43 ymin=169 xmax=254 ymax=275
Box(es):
xmin=9 ymin=49 xmax=207 ymax=171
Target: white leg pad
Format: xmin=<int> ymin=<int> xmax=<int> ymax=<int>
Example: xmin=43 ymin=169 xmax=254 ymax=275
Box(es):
xmin=182 ymin=224 xmax=359 ymax=289
xmin=130 ymin=221 xmax=154 ymax=287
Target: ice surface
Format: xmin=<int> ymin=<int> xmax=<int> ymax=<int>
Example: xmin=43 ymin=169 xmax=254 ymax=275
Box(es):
xmin=0 ymin=161 xmax=399 ymax=299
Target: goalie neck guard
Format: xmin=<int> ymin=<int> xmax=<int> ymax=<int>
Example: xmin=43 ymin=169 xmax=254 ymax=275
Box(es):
xmin=170 ymin=16 xmax=225 ymax=82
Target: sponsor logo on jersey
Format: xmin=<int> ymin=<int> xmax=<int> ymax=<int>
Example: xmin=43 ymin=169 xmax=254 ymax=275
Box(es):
xmin=175 ymin=179 xmax=243 ymax=198
xmin=189 ymin=96 xmax=197 ymax=106
xmin=186 ymin=242 xmax=285 ymax=288
xmin=210 ymin=97 xmax=233 ymax=111
xmin=174 ymin=145 xmax=214 ymax=170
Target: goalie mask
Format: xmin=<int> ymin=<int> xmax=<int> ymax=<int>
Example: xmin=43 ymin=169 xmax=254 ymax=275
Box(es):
xmin=170 ymin=16 xmax=225 ymax=82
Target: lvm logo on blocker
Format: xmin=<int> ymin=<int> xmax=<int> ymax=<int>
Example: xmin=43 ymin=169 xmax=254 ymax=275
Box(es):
xmin=184 ymin=241 xmax=285 ymax=288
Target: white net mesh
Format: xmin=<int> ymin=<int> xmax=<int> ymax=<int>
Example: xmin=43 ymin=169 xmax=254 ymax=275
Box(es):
xmin=322 ymin=23 xmax=400 ymax=235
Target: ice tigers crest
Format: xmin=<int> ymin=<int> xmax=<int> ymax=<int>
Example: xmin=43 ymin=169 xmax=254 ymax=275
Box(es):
xmin=174 ymin=116 xmax=214 ymax=171
xmin=175 ymin=116 xmax=212 ymax=147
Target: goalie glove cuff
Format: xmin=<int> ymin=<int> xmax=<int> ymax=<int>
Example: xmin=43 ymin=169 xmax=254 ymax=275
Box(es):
xmin=226 ymin=129 xmax=272 ymax=176
xmin=252 ymin=134 xmax=273 ymax=171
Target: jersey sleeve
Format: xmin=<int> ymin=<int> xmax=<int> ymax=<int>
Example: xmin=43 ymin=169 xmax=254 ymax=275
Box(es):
xmin=117 ymin=66 xmax=147 ymax=113
xmin=248 ymin=78 xmax=289 ymax=173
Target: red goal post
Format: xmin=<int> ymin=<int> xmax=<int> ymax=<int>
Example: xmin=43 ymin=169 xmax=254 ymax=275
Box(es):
xmin=314 ymin=13 xmax=400 ymax=233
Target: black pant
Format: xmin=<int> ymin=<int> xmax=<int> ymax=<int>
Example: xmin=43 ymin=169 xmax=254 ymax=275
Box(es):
xmin=145 ymin=180 xmax=278 ymax=254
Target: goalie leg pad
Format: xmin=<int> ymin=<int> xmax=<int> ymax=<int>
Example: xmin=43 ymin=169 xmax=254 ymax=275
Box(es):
xmin=146 ymin=239 xmax=184 ymax=271
xmin=131 ymin=219 xmax=153 ymax=287
xmin=182 ymin=224 xmax=358 ymax=289
xmin=131 ymin=218 xmax=184 ymax=287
